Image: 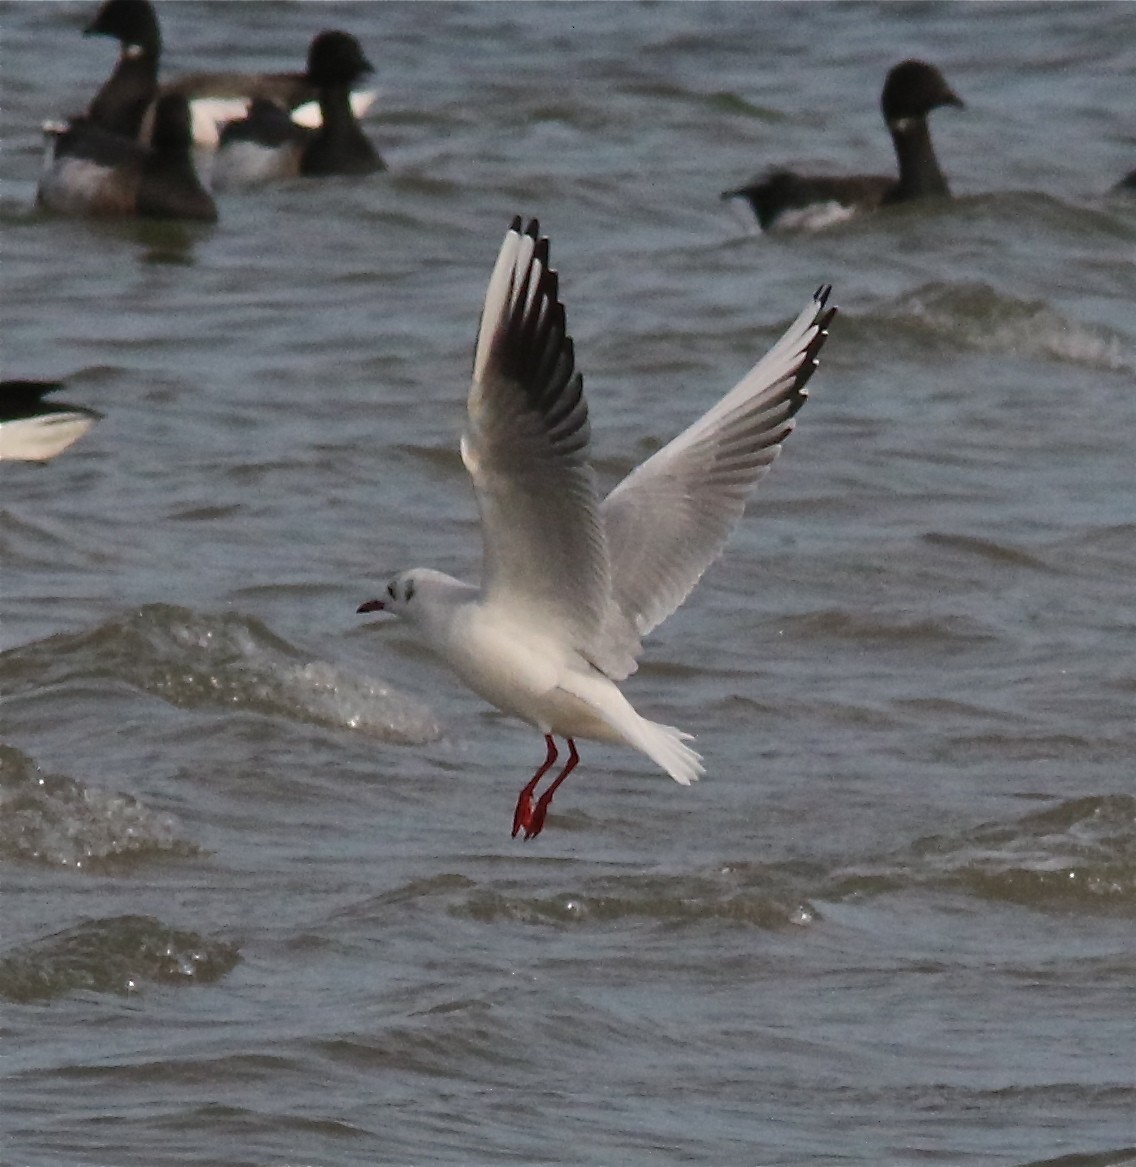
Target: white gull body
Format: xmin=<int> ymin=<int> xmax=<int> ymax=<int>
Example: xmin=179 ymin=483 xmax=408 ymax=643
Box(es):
xmin=359 ymin=218 xmax=835 ymax=838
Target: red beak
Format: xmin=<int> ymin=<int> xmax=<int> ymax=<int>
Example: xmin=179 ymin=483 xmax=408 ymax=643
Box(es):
xmin=357 ymin=599 xmax=385 ymax=614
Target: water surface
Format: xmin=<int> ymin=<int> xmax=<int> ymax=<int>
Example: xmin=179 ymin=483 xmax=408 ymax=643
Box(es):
xmin=2 ymin=3 xmax=1135 ymax=1165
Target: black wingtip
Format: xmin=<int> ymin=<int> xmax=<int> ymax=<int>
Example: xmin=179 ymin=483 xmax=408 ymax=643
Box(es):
xmin=812 ymin=286 xmax=837 ymax=335
xmin=508 ymin=214 xmax=523 ymax=233
xmin=787 ymin=293 xmax=837 ymax=404
xmin=524 ymin=217 xmax=540 ymax=241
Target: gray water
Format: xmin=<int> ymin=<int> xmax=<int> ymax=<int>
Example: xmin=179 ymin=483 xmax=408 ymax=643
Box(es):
xmin=2 ymin=3 xmax=1136 ymax=1165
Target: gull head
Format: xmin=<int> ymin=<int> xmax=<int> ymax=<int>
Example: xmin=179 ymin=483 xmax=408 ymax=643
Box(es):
xmin=357 ymin=568 xmax=475 ymax=624
xmin=357 ymin=570 xmax=422 ymax=619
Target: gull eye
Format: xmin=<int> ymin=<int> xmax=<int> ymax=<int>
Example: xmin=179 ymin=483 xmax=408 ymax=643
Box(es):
xmin=386 ymin=582 xmax=396 ymax=599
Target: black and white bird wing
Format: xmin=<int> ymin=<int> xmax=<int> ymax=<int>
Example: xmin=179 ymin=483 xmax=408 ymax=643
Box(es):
xmin=599 ymin=286 xmax=835 ymax=674
xmin=462 ymin=218 xmax=621 ymax=670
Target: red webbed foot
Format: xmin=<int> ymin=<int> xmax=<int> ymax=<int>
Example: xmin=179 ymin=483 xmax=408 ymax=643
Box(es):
xmin=524 ymin=792 xmax=554 ymax=840
xmin=512 ymin=735 xmax=558 ymax=839
xmin=513 ymin=738 xmax=579 ymax=841
xmin=512 ymin=790 xmax=535 ymax=838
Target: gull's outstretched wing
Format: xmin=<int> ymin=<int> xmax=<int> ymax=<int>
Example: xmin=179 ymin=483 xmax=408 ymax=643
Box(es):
xmin=599 ymin=287 xmax=835 ymax=671
xmin=462 ymin=218 xmax=624 ymax=670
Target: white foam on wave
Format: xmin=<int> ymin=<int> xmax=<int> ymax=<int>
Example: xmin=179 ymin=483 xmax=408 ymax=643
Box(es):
xmin=35 ymin=605 xmax=445 ymax=746
xmin=0 ymin=744 xmax=198 ymax=869
xmin=891 ymin=281 xmax=1135 ymax=373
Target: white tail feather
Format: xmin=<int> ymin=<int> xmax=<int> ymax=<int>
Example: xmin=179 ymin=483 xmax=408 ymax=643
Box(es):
xmin=556 ymin=669 xmax=704 ymax=785
xmin=624 ymin=717 xmax=704 ymax=785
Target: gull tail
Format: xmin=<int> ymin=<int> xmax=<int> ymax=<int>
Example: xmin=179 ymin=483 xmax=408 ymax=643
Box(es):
xmin=628 ymin=717 xmax=705 ymax=786
xmin=557 ymin=670 xmax=705 ymax=786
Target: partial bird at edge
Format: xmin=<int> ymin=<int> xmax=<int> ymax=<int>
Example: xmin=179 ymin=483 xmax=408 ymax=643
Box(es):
xmin=0 ymin=381 xmax=103 ymax=463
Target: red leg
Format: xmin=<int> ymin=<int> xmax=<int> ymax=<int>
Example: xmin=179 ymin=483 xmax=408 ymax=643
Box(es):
xmin=512 ymin=735 xmax=558 ymax=838
xmin=525 ymin=738 xmax=580 ymax=841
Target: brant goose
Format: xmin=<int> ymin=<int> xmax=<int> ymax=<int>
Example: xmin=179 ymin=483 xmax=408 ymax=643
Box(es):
xmin=722 ymin=60 xmax=964 ymax=232
xmin=213 ymin=31 xmax=383 ymax=187
xmin=38 ymin=93 xmax=217 ymax=221
xmin=0 ymin=381 xmax=102 ymax=463
xmin=211 ymin=98 xmax=311 ymax=188
xmin=166 ymin=67 xmax=377 ymax=151
xmin=80 ymin=0 xmax=375 ymax=148
xmin=84 ymin=0 xmax=161 ymax=139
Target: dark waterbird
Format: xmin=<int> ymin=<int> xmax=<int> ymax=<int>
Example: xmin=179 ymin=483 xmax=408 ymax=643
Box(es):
xmin=79 ymin=0 xmax=375 ymax=148
xmin=38 ymin=93 xmax=217 ymax=221
xmin=213 ymin=30 xmax=384 ymax=186
xmin=0 ymin=381 xmax=102 ymax=463
xmin=83 ymin=0 xmax=161 ymax=139
xmin=722 ymin=59 xmax=964 ymax=232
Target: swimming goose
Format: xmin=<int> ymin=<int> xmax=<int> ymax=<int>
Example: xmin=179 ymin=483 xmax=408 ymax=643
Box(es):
xmin=212 ymin=30 xmax=384 ymax=187
xmin=38 ymin=93 xmax=217 ymax=221
xmin=83 ymin=0 xmax=161 ymax=139
xmin=722 ymin=59 xmax=964 ymax=232
xmin=79 ymin=0 xmax=375 ymax=148
xmin=166 ymin=66 xmax=377 ymax=151
xmin=210 ymin=98 xmax=311 ymax=188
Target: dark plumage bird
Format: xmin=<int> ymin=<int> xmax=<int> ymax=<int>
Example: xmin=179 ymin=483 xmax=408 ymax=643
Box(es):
xmin=38 ymin=93 xmax=217 ymax=221
xmin=722 ymin=60 xmax=964 ymax=232
xmin=212 ymin=30 xmax=384 ymax=187
xmin=0 ymin=381 xmax=102 ymax=463
xmin=211 ymin=98 xmax=311 ymax=187
xmin=78 ymin=0 xmax=375 ymax=148
xmin=83 ymin=0 xmax=162 ymax=139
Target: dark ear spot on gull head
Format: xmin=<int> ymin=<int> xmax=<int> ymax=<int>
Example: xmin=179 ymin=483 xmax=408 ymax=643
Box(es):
xmin=358 ymin=578 xmax=400 ymax=614
xmin=358 ymin=575 xmax=416 ymax=614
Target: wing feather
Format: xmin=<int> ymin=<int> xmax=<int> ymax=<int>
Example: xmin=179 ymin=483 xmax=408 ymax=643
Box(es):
xmin=463 ymin=219 xmax=617 ymax=667
xmin=599 ymin=287 xmax=835 ymax=673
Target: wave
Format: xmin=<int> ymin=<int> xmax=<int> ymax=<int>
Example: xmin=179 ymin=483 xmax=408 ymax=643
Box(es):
xmin=434 ymin=865 xmax=819 ymax=930
xmin=874 ymin=281 xmax=1135 ymax=373
xmin=0 ymin=915 xmax=239 ymax=1003
xmin=827 ymin=794 xmax=1136 ymax=915
xmin=397 ymin=795 xmax=1136 ymax=928
xmin=1018 ymin=1147 xmax=1136 ymax=1167
xmin=0 ymin=603 xmax=442 ymax=745
xmin=1050 ymin=523 xmax=1136 ymax=576
xmin=0 ymin=744 xmax=199 ymax=869
xmin=781 ymin=606 xmax=997 ymax=649
xmin=921 ymin=531 xmax=1052 ymax=571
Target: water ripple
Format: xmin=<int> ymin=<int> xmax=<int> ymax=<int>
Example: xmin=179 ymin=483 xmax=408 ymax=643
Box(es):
xmin=876 ymin=281 xmax=1135 ymax=372
xmin=0 ymin=604 xmax=441 ymax=745
xmin=0 ymin=915 xmax=239 ymax=1003
xmin=828 ymin=795 xmax=1136 ymax=915
xmin=0 ymin=744 xmax=199 ymax=870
